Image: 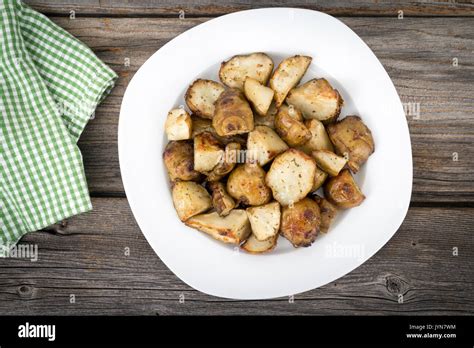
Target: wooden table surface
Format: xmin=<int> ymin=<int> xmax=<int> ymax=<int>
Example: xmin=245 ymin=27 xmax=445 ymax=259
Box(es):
xmin=0 ymin=0 xmax=473 ymax=315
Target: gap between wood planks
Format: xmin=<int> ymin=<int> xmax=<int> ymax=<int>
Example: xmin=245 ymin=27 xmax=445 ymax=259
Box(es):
xmin=22 ymin=0 xmax=474 ymax=18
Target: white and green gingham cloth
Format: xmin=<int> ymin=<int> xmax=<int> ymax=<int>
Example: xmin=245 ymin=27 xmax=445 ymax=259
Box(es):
xmin=0 ymin=0 xmax=117 ymax=255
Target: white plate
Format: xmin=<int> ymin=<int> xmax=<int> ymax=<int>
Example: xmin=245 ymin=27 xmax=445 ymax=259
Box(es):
xmin=118 ymin=8 xmax=412 ymax=299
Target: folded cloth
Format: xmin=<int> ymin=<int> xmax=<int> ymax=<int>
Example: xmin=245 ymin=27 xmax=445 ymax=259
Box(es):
xmin=0 ymin=0 xmax=117 ymax=256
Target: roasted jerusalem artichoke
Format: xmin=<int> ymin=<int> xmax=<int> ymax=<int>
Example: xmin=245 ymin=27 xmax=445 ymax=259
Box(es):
xmin=208 ymin=181 xmax=236 ymax=216
xmin=163 ymin=140 xmax=202 ymax=182
xmin=186 ymin=210 xmax=251 ymax=245
xmin=265 ymin=149 xmax=316 ymax=206
xmin=185 ymin=79 xmax=225 ymax=119
xmin=270 ymin=55 xmax=312 ymax=107
xmin=326 ymin=115 xmax=375 ymax=173
xmin=324 ymin=169 xmax=365 ymax=209
xmin=313 ymin=195 xmax=338 ymax=233
xmin=281 ymin=197 xmax=321 ymax=247
xmin=274 ymin=105 xmax=311 ymax=147
xmin=286 ymin=78 xmax=343 ymax=124
xmin=213 ymin=88 xmax=254 ymax=136
xmin=227 ymin=164 xmax=272 ymax=206
xmin=219 ymin=52 xmax=274 ymax=90
xmin=163 ymin=52 xmax=375 ymax=254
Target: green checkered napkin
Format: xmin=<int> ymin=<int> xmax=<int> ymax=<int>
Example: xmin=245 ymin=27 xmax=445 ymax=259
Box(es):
xmin=0 ymin=0 xmax=117 ymax=256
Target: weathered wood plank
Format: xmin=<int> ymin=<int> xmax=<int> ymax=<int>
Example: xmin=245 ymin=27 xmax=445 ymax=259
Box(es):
xmin=49 ymin=17 xmax=474 ymax=201
xmin=24 ymin=0 xmax=474 ymax=16
xmin=0 ymin=198 xmax=472 ymax=315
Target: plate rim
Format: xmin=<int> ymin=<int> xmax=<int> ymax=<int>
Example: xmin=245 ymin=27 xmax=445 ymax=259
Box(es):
xmin=118 ymin=7 xmax=413 ymax=299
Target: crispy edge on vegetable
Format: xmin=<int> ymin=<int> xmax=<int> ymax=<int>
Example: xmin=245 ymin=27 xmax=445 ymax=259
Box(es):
xmin=326 ymin=115 xmax=375 ymax=173
xmin=172 ymin=181 xmax=212 ymax=221
xmin=312 ymin=149 xmax=348 ymax=177
xmin=165 ymin=108 xmax=192 ymax=141
xmin=324 ymin=169 xmax=365 ymax=209
xmin=241 ymin=233 xmax=278 ymax=254
xmin=311 ymin=166 xmax=328 ymax=192
xmin=191 ymin=115 xmax=247 ymax=146
xmin=185 ymin=79 xmax=225 ymax=119
xmin=213 ymin=88 xmax=254 ymax=136
xmin=286 ymin=78 xmax=343 ymax=124
xmin=194 ymin=131 xmax=224 ymax=173
xmin=269 ymin=55 xmax=312 ymax=107
xmin=206 ymin=142 xmax=241 ymax=181
xmin=280 ymin=197 xmax=320 ymax=247
xmin=219 ymin=52 xmax=274 ymax=90
xmin=163 ymin=140 xmax=202 ymax=182
xmin=244 ymin=77 xmax=275 ymax=116
xmin=313 ymin=195 xmax=338 ymax=233
xmin=246 ymin=125 xmax=288 ymax=166
xmin=246 ymin=201 xmax=281 ymax=241
xmin=227 ymin=164 xmax=272 ymax=206
xmin=298 ymin=118 xmax=334 ymax=154
xmin=274 ymin=104 xmax=311 ymax=147
xmin=208 ymin=181 xmax=236 ymax=216
xmin=185 ymin=209 xmax=251 ymax=245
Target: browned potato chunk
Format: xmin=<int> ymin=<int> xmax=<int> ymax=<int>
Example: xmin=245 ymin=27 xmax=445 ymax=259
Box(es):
xmin=326 ymin=115 xmax=375 ymax=173
xmin=208 ymin=182 xmax=236 ymax=216
xmin=324 ymin=169 xmax=365 ymax=209
xmin=286 ymin=78 xmax=343 ymax=124
xmin=227 ymin=164 xmax=271 ymax=206
xmin=185 ymin=210 xmax=251 ymax=245
xmin=312 ymin=166 xmax=328 ymax=192
xmin=246 ymin=201 xmax=281 ymax=241
xmin=172 ymin=181 xmax=212 ymax=221
xmin=213 ymin=89 xmax=254 ymax=136
xmin=313 ymin=195 xmax=338 ymax=233
xmin=185 ymin=79 xmax=225 ymax=119
xmin=165 ymin=108 xmax=192 ymax=141
xmin=194 ymin=132 xmax=224 ymax=173
xmin=298 ymin=119 xmax=334 ymax=154
xmin=281 ymin=198 xmax=320 ymax=247
xmin=207 ymin=142 xmax=241 ymax=182
xmin=191 ymin=116 xmax=247 ymax=146
xmin=265 ymin=149 xmax=316 ymax=206
xmin=219 ymin=53 xmax=274 ymax=90
xmin=241 ymin=234 xmax=277 ymax=254
xmin=247 ymin=126 xmax=288 ymax=166
xmin=244 ymin=77 xmax=274 ymax=116
xmin=163 ymin=141 xmax=201 ymax=182
xmin=312 ymin=150 xmax=347 ymax=177
xmin=274 ymin=105 xmax=311 ymax=147
xmin=270 ymin=55 xmax=312 ymax=107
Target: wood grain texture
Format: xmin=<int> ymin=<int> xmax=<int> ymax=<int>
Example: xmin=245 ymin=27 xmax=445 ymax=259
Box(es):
xmin=24 ymin=0 xmax=474 ymax=16
xmin=45 ymin=16 xmax=474 ymax=201
xmin=1 ymin=4 xmax=473 ymax=316
xmin=0 ymin=198 xmax=472 ymax=315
